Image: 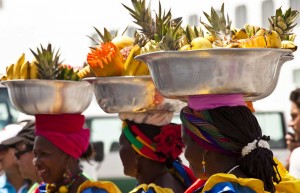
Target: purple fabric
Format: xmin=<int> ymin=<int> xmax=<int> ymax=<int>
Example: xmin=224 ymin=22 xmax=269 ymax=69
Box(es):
xmin=188 ymin=94 xmax=246 ymax=110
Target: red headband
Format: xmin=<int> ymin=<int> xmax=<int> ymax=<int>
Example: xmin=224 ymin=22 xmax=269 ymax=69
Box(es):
xmin=35 ymin=114 xmax=90 ymax=159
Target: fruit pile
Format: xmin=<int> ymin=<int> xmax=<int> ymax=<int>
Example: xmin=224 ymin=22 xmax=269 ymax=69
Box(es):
xmin=83 ymin=1 xmax=298 ymax=79
xmin=1 ymin=44 xmax=90 ymax=81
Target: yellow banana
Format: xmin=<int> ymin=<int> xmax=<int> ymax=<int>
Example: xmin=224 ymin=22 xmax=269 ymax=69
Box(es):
xmin=6 ymin=64 xmax=14 ymax=80
xmin=13 ymin=53 xmax=25 ymax=79
xmin=20 ymin=61 xmax=30 ymax=79
xmin=112 ymin=36 xmax=134 ymax=50
xmin=135 ymin=61 xmax=150 ymax=75
xmin=281 ymin=40 xmax=297 ymax=52
xmin=0 ymin=75 xmax=7 ymax=81
xmin=122 ymin=44 xmax=142 ymax=76
xmin=29 ymin=62 xmax=39 ymax=79
xmin=265 ymin=30 xmax=281 ymax=48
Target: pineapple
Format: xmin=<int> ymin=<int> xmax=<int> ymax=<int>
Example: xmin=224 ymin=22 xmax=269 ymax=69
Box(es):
xmin=123 ymin=0 xmax=184 ymax=51
xmin=30 ymin=43 xmax=61 ymax=80
xmin=269 ymin=7 xmax=299 ymax=40
xmin=200 ymin=3 xmax=232 ymax=47
xmin=121 ymin=0 xmax=184 ymax=75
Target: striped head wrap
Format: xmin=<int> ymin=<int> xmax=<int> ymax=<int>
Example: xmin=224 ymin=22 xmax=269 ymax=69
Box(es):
xmin=180 ymin=106 xmax=241 ymax=156
xmin=122 ymin=120 xmax=184 ymax=163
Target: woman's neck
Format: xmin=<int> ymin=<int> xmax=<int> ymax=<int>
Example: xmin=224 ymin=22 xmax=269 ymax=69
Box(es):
xmin=6 ymin=167 xmax=26 ymax=191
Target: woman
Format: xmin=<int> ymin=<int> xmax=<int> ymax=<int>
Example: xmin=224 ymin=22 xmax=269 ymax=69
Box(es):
xmin=179 ymin=94 xmax=300 ymax=193
xmin=119 ymin=111 xmax=196 ymax=193
xmin=33 ymin=114 xmax=121 ymax=193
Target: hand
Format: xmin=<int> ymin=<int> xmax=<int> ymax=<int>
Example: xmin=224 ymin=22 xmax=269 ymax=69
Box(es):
xmin=285 ymin=133 xmax=300 ymax=152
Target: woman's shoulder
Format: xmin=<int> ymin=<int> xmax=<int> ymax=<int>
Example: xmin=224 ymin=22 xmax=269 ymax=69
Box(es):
xmin=78 ymin=180 xmax=122 ymax=193
xmin=129 ymin=183 xmax=174 ymax=193
xmin=201 ymin=173 xmax=266 ymax=193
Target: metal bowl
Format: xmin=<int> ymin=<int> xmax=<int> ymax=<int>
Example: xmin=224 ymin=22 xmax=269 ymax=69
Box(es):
xmin=135 ymin=48 xmax=293 ymax=101
xmin=84 ymin=76 xmax=185 ymax=113
xmin=1 ymin=80 xmax=93 ymax=115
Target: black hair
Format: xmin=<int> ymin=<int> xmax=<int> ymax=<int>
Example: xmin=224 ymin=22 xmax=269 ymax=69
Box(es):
xmin=80 ymin=143 xmax=94 ymax=161
xmin=208 ymin=106 xmax=281 ymax=193
xmin=290 ymin=88 xmax=300 ymax=108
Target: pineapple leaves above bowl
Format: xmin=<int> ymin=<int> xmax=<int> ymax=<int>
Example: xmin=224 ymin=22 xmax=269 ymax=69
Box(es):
xmin=1 ymin=43 xmax=95 ymax=115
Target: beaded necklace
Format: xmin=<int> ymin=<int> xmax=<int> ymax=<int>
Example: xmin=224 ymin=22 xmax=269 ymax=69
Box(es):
xmin=46 ymin=171 xmax=83 ymax=193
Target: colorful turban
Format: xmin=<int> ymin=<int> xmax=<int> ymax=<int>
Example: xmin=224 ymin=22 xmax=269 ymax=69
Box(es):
xmin=180 ymin=106 xmax=240 ymax=156
xmin=122 ymin=120 xmax=184 ymax=162
xmin=122 ymin=120 xmax=197 ymax=188
xmin=35 ymin=114 xmax=90 ymax=159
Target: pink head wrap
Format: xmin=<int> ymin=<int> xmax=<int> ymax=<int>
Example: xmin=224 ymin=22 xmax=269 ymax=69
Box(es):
xmin=188 ymin=94 xmax=246 ymax=110
xmin=35 ymin=114 xmax=90 ymax=159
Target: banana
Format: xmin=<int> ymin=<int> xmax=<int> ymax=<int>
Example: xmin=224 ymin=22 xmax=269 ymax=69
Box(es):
xmin=122 ymin=44 xmax=142 ymax=76
xmin=20 ymin=61 xmax=30 ymax=79
xmin=13 ymin=53 xmax=25 ymax=79
xmin=6 ymin=64 xmax=14 ymax=80
xmin=281 ymin=40 xmax=297 ymax=52
xmin=265 ymin=30 xmax=281 ymax=48
xmin=0 ymin=75 xmax=7 ymax=81
xmin=135 ymin=61 xmax=150 ymax=75
xmin=112 ymin=36 xmax=134 ymax=50
xmin=29 ymin=62 xmax=39 ymax=79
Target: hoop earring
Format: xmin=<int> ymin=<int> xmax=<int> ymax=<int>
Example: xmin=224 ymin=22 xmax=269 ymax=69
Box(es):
xmin=202 ymin=154 xmax=206 ymax=177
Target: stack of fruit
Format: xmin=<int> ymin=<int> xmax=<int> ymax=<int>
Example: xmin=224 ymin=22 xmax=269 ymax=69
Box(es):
xmin=82 ymin=1 xmax=298 ymax=79
xmin=1 ymin=43 xmax=90 ymax=81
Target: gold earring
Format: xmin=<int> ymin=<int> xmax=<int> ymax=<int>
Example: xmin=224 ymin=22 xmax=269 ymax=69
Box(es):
xmin=202 ymin=154 xmax=206 ymax=177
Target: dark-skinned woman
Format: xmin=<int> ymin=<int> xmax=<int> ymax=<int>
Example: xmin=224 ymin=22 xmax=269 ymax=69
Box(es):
xmin=180 ymin=94 xmax=300 ymax=193
xmin=33 ymin=114 xmax=121 ymax=193
xmin=119 ymin=111 xmax=196 ymax=193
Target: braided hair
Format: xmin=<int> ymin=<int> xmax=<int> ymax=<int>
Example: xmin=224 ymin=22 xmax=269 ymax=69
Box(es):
xmin=207 ymin=106 xmax=281 ymax=193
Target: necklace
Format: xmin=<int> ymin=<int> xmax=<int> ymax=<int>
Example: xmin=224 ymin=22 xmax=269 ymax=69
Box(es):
xmin=227 ymin=165 xmax=239 ymax=174
xmin=46 ymin=171 xmax=83 ymax=193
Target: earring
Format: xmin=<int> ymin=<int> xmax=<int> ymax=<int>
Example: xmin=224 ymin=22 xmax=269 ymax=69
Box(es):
xmin=202 ymin=154 xmax=206 ymax=177
xmin=63 ymin=165 xmax=72 ymax=184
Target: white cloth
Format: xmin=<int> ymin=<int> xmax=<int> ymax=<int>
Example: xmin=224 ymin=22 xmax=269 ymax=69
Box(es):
xmin=118 ymin=112 xmax=174 ymax=126
xmin=289 ymin=147 xmax=300 ymax=179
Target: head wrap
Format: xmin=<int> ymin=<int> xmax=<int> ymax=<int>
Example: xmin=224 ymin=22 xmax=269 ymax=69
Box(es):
xmin=122 ymin=120 xmax=184 ymax=162
xmin=188 ymin=94 xmax=246 ymax=110
xmin=180 ymin=106 xmax=240 ymax=156
xmin=119 ymin=111 xmax=174 ymax=126
xmin=35 ymin=114 xmax=90 ymax=159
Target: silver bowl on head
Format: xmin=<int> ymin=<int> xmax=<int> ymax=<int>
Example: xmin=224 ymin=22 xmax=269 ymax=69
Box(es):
xmin=1 ymin=80 xmax=94 ymax=115
xmin=84 ymin=76 xmax=185 ymax=113
xmin=135 ymin=48 xmax=294 ymax=101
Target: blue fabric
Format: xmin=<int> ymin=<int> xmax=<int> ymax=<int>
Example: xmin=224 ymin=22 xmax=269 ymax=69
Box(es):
xmin=0 ymin=174 xmax=28 ymax=193
xmin=204 ymin=182 xmax=256 ymax=193
xmin=81 ymin=187 xmax=111 ymax=193
xmin=172 ymin=161 xmax=192 ymax=187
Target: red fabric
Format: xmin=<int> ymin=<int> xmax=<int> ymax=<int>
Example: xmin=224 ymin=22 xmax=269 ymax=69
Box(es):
xmin=184 ymin=179 xmax=207 ymax=193
xmin=35 ymin=114 xmax=90 ymax=159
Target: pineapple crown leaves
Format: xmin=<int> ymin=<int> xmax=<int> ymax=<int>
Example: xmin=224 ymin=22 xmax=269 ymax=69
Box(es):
xmin=153 ymin=2 xmax=172 ymax=41
xmin=158 ymin=19 xmax=183 ymax=50
xmin=200 ymin=3 xmax=232 ymax=40
xmin=184 ymin=25 xmax=204 ymax=43
xmin=268 ymin=7 xmax=299 ymax=40
xmin=122 ymin=0 xmax=155 ymax=39
xmin=87 ymin=27 xmax=117 ymax=47
xmin=30 ymin=43 xmax=62 ymax=80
